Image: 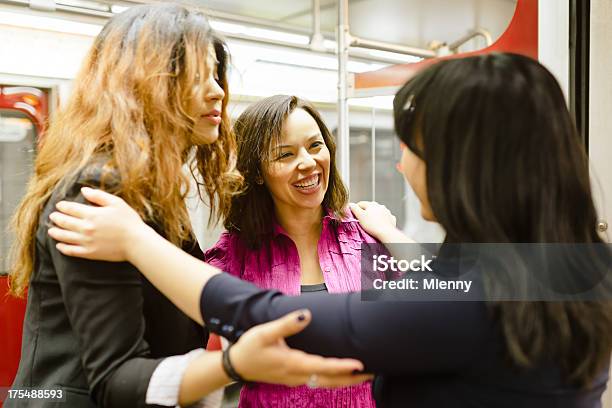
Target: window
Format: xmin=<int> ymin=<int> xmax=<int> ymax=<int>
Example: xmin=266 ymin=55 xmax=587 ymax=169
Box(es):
xmin=0 ymin=110 xmax=37 ymax=274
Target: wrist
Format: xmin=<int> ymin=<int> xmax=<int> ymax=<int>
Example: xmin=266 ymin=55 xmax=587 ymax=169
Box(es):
xmin=223 ymin=343 xmax=250 ymax=383
xmin=125 ymin=223 xmax=155 ymax=261
xmin=217 ymin=351 xmax=231 ymax=383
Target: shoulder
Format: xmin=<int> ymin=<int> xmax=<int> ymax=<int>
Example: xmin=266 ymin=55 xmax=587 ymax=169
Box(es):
xmin=50 ymin=155 xmax=119 ymax=204
xmin=203 ymin=231 xmax=247 ymax=273
xmin=37 ymin=156 xmax=120 ymax=247
xmin=76 ymin=155 xmax=120 ymax=192
xmin=333 ymin=207 xmax=379 ymax=244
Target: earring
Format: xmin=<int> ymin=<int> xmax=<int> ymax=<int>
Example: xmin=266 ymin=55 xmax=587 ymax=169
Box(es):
xmin=255 ymin=176 xmax=264 ymax=185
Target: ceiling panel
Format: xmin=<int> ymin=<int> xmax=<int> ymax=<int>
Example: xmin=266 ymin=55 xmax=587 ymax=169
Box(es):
xmin=183 ymin=0 xmax=317 ymax=21
xmin=187 ymin=0 xmax=516 ymax=50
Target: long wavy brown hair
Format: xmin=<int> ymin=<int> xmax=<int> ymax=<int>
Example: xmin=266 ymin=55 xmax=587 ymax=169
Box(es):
xmin=9 ymin=4 xmax=242 ymax=297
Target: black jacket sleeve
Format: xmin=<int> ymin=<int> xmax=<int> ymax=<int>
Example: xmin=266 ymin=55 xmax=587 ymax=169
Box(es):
xmin=201 ymin=273 xmax=491 ymax=375
xmin=45 ymin=176 xmax=163 ymax=407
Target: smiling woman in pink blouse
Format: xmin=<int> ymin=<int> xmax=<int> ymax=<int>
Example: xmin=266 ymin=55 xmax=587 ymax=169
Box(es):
xmin=204 ymin=95 xmax=381 ymax=407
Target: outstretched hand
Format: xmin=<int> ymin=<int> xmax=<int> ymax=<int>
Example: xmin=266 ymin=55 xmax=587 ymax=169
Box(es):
xmin=48 ymin=187 xmax=147 ymax=262
xmin=231 ymin=309 xmax=372 ymax=388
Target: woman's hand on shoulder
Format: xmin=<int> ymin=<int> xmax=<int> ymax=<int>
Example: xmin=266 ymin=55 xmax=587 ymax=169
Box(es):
xmin=230 ymin=309 xmax=372 ymax=388
xmin=48 ymin=187 xmax=149 ymax=262
xmin=349 ymin=201 xmax=397 ymax=240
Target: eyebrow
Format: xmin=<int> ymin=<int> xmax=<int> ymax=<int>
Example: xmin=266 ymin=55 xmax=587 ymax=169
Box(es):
xmin=273 ymin=133 xmax=323 ymax=150
xmin=206 ymin=57 xmax=220 ymax=71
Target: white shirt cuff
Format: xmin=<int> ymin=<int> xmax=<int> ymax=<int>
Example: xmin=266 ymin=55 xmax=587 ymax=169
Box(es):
xmin=145 ymin=348 xmax=223 ymax=408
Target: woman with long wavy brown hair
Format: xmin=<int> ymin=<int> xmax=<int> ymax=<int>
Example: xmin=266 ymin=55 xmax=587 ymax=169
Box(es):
xmin=6 ymin=4 xmax=368 ymax=407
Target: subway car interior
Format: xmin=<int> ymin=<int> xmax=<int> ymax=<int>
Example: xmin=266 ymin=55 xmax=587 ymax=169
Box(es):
xmin=1 ymin=0 xmax=611 ymax=406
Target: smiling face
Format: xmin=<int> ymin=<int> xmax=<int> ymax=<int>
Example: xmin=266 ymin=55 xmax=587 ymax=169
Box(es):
xmin=186 ymin=43 xmax=225 ymax=146
xmin=263 ymin=108 xmax=331 ymax=214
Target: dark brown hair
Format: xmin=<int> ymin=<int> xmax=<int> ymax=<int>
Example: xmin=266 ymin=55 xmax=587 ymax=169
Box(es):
xmin=224 ymin=95 xmax=348 ymax=248
xmin=393 ymin=53 xmax=612 ymax=386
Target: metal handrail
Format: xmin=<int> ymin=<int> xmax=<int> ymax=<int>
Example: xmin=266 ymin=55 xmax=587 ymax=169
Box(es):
xmin=448 ymin=28 xmax=493 ymax=51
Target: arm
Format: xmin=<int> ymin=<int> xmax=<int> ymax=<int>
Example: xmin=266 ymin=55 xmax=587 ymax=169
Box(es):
xmin=200 ymin=274 xmax=489 ymax=375
xmin=125 ymin=223 xmax=217 ymax=325
xmin=202 ymin=233 xmax=237 ymax=351
xmin=70 ymin=217 xmax=486 ymax=376
xmin=79 ymin=210 xmax=485 ymax=377
xmin=49 ymin=188 xmax=370 ymax=390
xmin=126 ymin=220 xmax=487 ymax=375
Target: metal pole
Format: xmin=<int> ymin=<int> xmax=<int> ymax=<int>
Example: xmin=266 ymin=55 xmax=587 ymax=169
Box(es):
xmin=448 ymin=28 xmax=493 ymax=51
xmin=310 ymin=0 xmax=325 ymax=51
xmin=312 ymin=0 xmax=320 ymax=35
xmin=337 ymin=0 xmax=350 ymax=190
xmin=371 ymin=107 xmax=376 ymax=201
xmin=351 ymin=36 xmax=437 ymax=58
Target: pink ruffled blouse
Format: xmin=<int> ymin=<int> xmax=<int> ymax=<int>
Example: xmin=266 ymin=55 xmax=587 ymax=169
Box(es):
xmin=203 ymin=209 xmax=377 ymax=408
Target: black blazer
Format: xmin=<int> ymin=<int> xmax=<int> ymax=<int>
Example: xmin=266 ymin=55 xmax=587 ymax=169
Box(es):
xmin=8 ymin=170 xmax=207 ymax=407
xmin=201 ymin=273 xmax=609 ymax=408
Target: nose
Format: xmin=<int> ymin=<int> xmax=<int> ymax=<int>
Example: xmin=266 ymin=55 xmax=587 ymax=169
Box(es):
xmin=206 ymin=77 xmax=225 ymax=102
xmin=297 ymin=149 xmax=316 ymax=171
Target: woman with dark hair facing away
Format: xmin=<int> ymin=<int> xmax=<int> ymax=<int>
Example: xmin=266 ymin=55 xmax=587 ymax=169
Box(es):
xmin=203 ymin=95 xmax=379 ymax=407
xmin=48 ymin=53 xmax=612 ymax=407
xmin=6 ymin=4 xmax=368 ymax=408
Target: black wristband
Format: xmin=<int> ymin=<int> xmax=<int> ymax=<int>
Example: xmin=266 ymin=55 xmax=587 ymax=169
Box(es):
xmin=222 ymin=343 xmax=249 ymax=383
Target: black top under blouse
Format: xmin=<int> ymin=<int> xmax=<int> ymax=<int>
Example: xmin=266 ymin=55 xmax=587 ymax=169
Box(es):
xmin=300 ymin=282 xmax=328 ymax=293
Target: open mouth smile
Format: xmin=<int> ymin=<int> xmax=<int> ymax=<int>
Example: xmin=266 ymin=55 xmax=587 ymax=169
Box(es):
xmin=292 ymin=174 xmax=321 ymax=194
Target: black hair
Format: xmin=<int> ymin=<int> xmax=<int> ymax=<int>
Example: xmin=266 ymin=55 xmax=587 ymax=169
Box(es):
xmin=393 ymin=53 xmax=600 ymax=244
xmin=393 ymin=53 xmax=611 ymax=387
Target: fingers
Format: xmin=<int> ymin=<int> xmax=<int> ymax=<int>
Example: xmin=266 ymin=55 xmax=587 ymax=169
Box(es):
xmin=280 ymin=352 xmax=370 ymax=388
xmin=280 ymin=372 xmax=372 ymax=389
xmin=290 ymin=353 xmax=364 ymax=376
xmin=49 ymin=211 xmax=89 ymax=234
xmin=348 ymin=203 xmax=365 ymax=219
xmin=365 ymin=200 xmax=387 ymax=210
xmin=256 ymin=310 xmax=312 ymax=343
xmin=48 ymin=227 xmax=86 ymax=245
xmin=55 ymin=243 xmax=94 ymax=259
xmin=55 ymin=201 xmax=95 ymax=219
xmin=315 ymin=373 xmax=374 ymax=388
xmin=356 ymin=201 xmax=372 ymax=210
xmin=354 ymin=201 xmax=389 ymax=213
xmin=81 ymin=187 xmax=123 ymax=206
